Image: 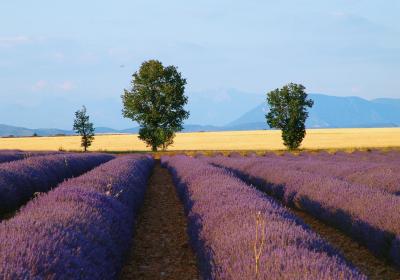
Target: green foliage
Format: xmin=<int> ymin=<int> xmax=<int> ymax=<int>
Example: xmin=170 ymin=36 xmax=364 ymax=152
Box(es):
xmin=266 ymin=83 xmax=314 ymax=150
xmin=73 ymin=105 xmax=95 ymax=152
xmin=122 ymin=59 xmax=189 ymax=151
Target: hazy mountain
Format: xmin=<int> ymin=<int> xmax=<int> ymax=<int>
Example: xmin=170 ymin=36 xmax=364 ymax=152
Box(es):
xmin=2 ymin=93 xmax=400 ymax=137
xmin=0 ymin=124 xmax=222 ymax=137
xmin=229 ymin=94 xmax=400 ymax=128
xmin=94 ymin=127 xmax=121 ymax=134
xmin=0 ymin=89 xmax=262 ymax=130
xmin=186 ymin=89 xmax=263 ymax=126
xmin=0 ymin=96 xmax=134 ymax=131
xmin=0 ymin=124 xmax=73 ymax=137
xmin=228 ymin=103 xmax=266 ymax=128
xmin=0 ymin=124 xmax=36 ymax=137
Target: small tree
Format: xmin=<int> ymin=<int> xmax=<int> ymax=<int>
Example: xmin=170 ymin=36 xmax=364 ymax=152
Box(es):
xmin=122 ymin=59 xmax=189 ymax=151
xmin=73 ymin=105 xmax=95 ymax=152
xmin=266 ymin=83 xmax=313 ymax=150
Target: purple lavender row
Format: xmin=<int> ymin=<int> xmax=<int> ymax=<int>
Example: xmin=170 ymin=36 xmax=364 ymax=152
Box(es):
xmin=260 ymin=150 xmax=400 ymax=165
xmin=162 ymin=155 xmax=366 ymax=279
xmin=0 ymin=150 xmax=63 ymax=164
xmin=304 ymin=150 xmax=400 ymax=164
xmin=0 ymin=154 xmax=154 ymax=279
xmin=293 ymin=150 xmax=400 ymax=168
xmin=268 ymin=150 xmax=400 ymax=167
xmin=0 ymin=150 xmax=27 ymax=164
xmin=257 ymin=154 xmax=400 ymax=195
xmin=207 ymin=156 xmax=400 ymax=267
xmin=292 ymin=151 xmax=400 ymax=195
xmin=0 ymin=153 xmax=115 ymax=214
xmin=261 ymin=151 xmax=400 ymax=194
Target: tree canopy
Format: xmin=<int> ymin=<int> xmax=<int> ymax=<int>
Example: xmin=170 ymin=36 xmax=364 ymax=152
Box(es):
xmin=266 ymin=83 xmax=314 ymax=150
xmin=122 ymin=60 xmax=189 ymax=151
xmin=73 ymin=105 xmax=95 ymax=152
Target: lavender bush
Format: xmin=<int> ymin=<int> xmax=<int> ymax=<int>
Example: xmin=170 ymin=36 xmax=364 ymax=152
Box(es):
xmin=0 ymin=150 xmax=26 ymax=164
xmin=0 ymin=150 xmax=62 ymax=164
xmin=319 ymin=150 xmax=400 ymax=164
xmin=0 ymin=153 xmax=114 ymax=214
xmin=259 ymin=154 xmax=400 ymax=194
xmin=162 ymin=155 xmax=366 ymax=279
xmin=0 ymin=154 xmax=154 ymax=279
xmin=207 ymin=156 xmax=400 ymax=267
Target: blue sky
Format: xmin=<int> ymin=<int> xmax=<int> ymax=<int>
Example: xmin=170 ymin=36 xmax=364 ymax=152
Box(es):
xmin=1 ymin=1 xmax=399 ymax=129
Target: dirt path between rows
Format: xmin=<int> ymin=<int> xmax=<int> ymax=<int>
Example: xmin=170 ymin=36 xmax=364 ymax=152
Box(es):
xmin=120 ymin=162 xmax=199 ymax=280
xmin=0 ymin=211 xmax=16 ymax=222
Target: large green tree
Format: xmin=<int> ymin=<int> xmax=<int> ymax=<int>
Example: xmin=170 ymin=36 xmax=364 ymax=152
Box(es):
xmin=122 ymin=60 xmax=189 ymax=151
xmin=73 ymin=105 xmax=95 ymax=152
xmin=266 ymin=83 xmax=314 ymax=150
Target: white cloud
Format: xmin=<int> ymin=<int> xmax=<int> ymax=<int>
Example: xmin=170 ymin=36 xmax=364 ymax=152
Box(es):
xmin=57 ymin=81 xmax=75 ymax=91
xmin=79 ymin=52 xmax=98 ymax=64
xmin=0 ymin=36 xmax=31 ymax=47
xmin=107 ymin=47 xmax=135 ymax=61
xmin=331 ymin=11 xmax=347 ymax=18
xmin=212 ymin=90 xmax=231 ymax=102
xmin=51 ymin=52 xmax=66 ymax=62
xmin=108 ymin=47 xmax=128 ymax=57
xmin=31 ymin=80 xmax=48 ymax=91
xmin=351 ymin=86 xmax=362 ymax=94
xmin=30 ymin=80 xmax=76 ymax=92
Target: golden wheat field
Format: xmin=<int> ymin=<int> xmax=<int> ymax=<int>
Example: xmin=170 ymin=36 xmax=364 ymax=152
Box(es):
xmin=0 ymin=128 xmax=399 ymax=152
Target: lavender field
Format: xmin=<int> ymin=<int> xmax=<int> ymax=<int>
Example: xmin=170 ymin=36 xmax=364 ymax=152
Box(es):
xmin=0 ymin=150 xmax=63 ymax=164
xmin=204 ymin=152 xmax=400 ymax=272
xmin=0 ymin=149 xmax=400 ymax=279
xmin=0 ymin=152 xmax=154 ymax=278
xmin=3 ymin=0 xmax=400 ymax=278
xmin=0 ymin=152 xmax=114 ymax=214
xmin=162 ymin=155 xmax=366 ymax=279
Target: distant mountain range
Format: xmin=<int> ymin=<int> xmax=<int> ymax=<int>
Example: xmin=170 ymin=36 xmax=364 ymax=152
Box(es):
xmin=0 ymin=124 xmax=73 ymax=137
xmin=0 ymin=124 xmax=223 ymax=137
xmin=229 ymin=94 xmax=400 ymax=129
xmin=1 ymin=94 xmax=400 ymax=137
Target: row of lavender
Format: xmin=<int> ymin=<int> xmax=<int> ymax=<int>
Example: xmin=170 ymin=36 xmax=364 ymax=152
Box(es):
xmin=162 ymin=155 xmax=366 ymax=279
xmin=262 ymin=151 xmax=400 ymax=194
xmin=300 ymin=150 xmax=400 ymax=165
xmin=227 ymin=150 xmax=400 ymax=194
xmin=206 ymin=155 xmax=400 ymax=267
xmin=0 ymin=153 xmax=115 ymax=214
xmin=0 ymin=150 xmax=62 ymax=164
xmin=0 ymin=154 xmax=154 ymax=278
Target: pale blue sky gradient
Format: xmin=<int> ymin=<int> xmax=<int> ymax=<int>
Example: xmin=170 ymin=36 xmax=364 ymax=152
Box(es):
xmin=0 ymin=1 xmax=399 ymax=128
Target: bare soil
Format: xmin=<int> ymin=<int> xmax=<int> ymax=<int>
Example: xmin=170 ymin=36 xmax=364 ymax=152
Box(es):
xmin=120 ymin=162 xmax=199 ymax=280
xmin=0 ymin=210 xmax=17 ymax=222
